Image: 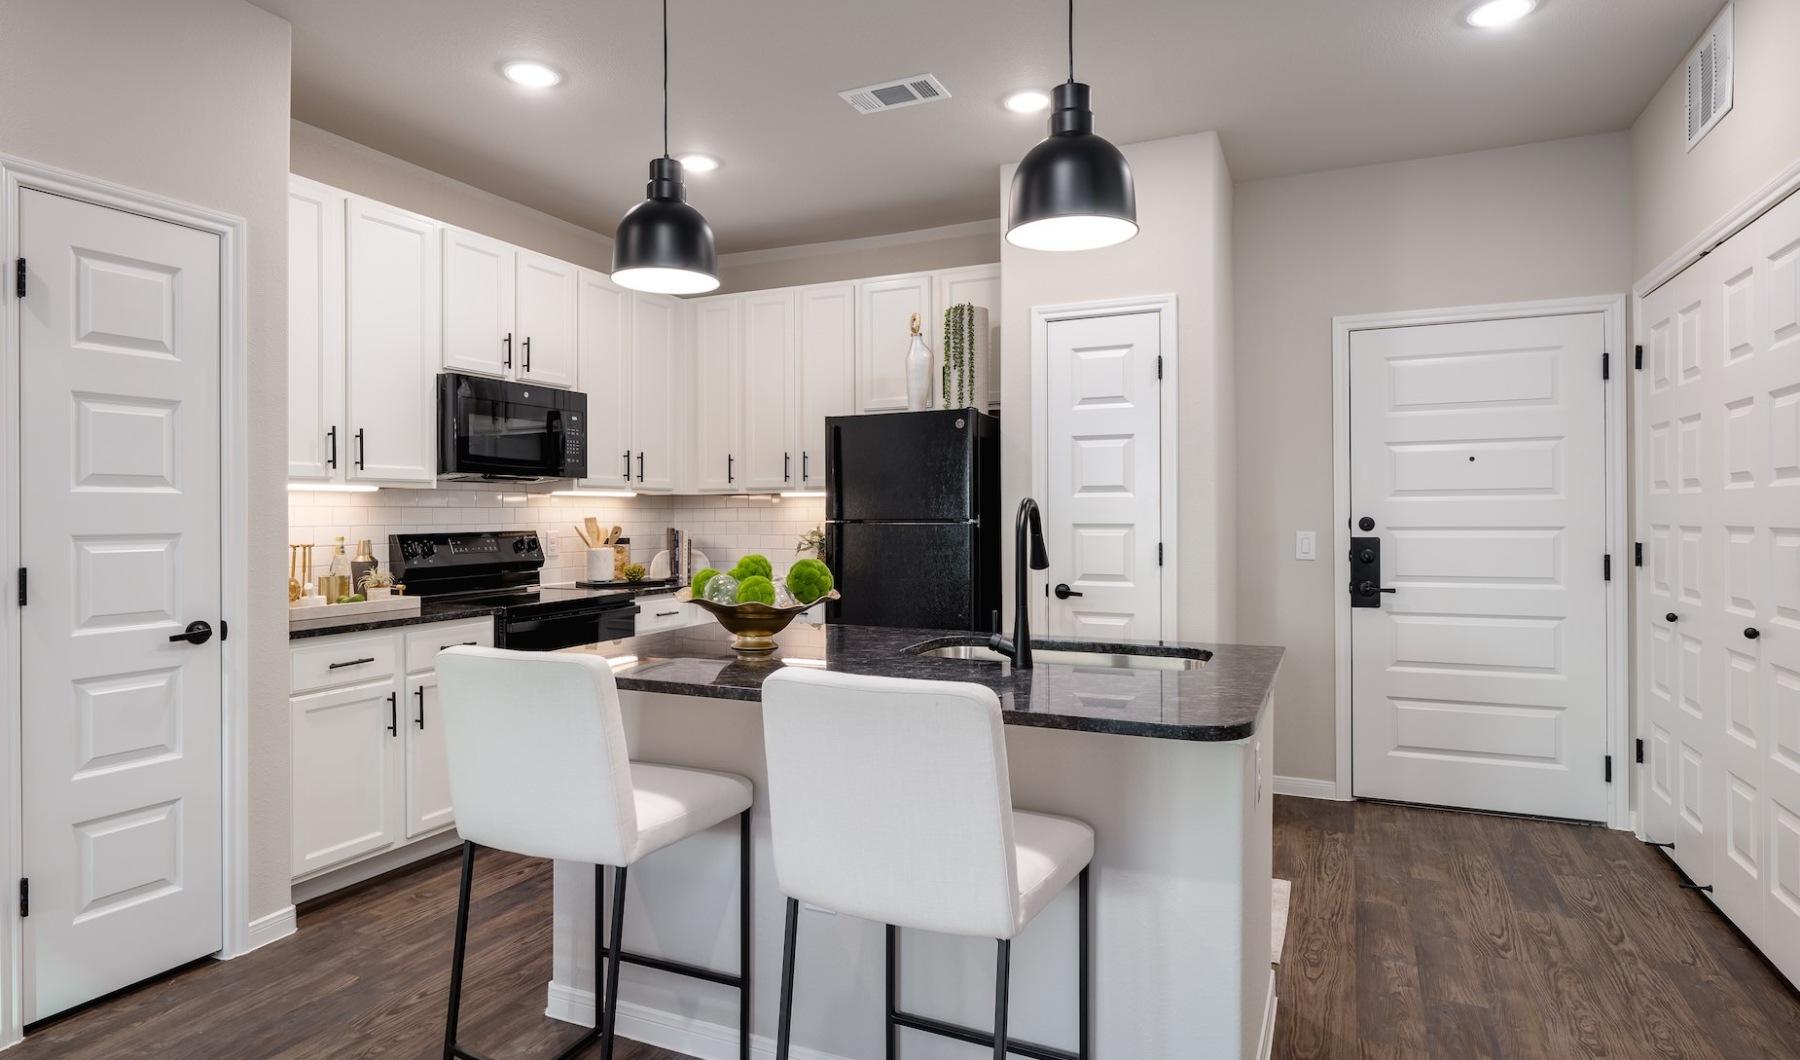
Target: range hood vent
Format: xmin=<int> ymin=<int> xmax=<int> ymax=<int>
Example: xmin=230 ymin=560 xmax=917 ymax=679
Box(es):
xmin=1685 ymin=5 xmax=1734 ymax=152
xmin=839 ymin=74 xmax=951 ymax=115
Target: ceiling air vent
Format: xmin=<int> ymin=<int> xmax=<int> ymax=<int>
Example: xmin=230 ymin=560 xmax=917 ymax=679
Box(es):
xmin=839 ymin=74 xmax=952 ymax=115
xmin=1685 ymin=5 xmax=1734 ymax=152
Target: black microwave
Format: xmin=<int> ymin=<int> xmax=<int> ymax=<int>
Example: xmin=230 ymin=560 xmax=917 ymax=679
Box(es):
xmin=438 ymin=373 xmax=588 ymax=482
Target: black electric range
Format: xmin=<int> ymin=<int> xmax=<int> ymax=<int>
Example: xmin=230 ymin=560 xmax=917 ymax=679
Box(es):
xmin=390 ymin=530 xmax=639 ymax=651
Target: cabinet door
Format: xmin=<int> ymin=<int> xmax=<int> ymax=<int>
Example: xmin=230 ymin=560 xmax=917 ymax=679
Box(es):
xmin=798 ymin=283 xmax=855 ymax=488
xmin=934 ymin=264 xmax=1001 ymax=410
xmin=346 ymin=197 xmax=440 ymax=484
xmin=516 ymin=250 xmax=579 ymax=388
xmin=442 ymin=227 xmax=515 ymax=378
xmin=630 ymin=294 xmax=678 ymax=492
xmin=292 ymin=681 xmax=403 ymax=878
xmin=577 ymin=269 xmax=635 ymax=488
xmin=694 ymin=296 xmax=741 ymax=491
xmin=404 ymin=673 xmax=456 ymax=838
xmin=857 ymin=274 xmax=933 ymax=413
xmin=288 ymin=178 xmax=346 ymax=481
xmin=741 ymin=290 xmax=796 ymax=491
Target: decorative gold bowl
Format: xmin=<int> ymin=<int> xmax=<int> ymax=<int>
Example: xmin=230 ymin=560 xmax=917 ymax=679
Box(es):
xmin=683 ymin=589 xmax=839 ymax=653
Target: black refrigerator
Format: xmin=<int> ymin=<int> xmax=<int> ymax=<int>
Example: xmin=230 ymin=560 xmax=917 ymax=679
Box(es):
xmin=824 ymin=409 xmax=1001 ymax=631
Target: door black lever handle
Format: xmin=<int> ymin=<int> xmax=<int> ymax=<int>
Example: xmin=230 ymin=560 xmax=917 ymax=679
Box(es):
xmin=1746 ymin=627 xmax=1761 ymax=640
xmin=1666 ymin=612 xmax=1679 ymax=623
xmin=168 ymin=620 xmax=213 ymax=645
xmin=1357 ymin=582 xmax=1397 ymax=598
xmin=1053 ymin=583 xmax=1083 ymax=599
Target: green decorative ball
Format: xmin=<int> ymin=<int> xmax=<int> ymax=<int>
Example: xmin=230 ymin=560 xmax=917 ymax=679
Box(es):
xmin=785 ymin=559 xmax=834 ymax=604
xmin=730 ymin=554 xmax=773 ymax=582
xmin=735 ymin=575 xmax=777 ymax=606
xmin=690 ymin=568 xmax=721 ymax=597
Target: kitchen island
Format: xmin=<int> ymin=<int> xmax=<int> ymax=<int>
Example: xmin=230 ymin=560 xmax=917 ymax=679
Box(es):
xmin=542 ymin=621 xmax=1283 ymax=1060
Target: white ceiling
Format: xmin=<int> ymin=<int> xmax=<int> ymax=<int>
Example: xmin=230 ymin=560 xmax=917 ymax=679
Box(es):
xmin=250 ymin=0 xmax=1720 ymax=253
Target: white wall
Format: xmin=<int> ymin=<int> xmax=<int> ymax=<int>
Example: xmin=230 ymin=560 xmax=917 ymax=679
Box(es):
xmin=1632 ymin=0 xmax=1800 ymax=281
xmin=1234 ymin=133 xmax=1633 ymax=784
xmin=1000 ymin=131 xmax=1236 ymax=642
xmin=0 ymin=0 xmax=293 ymax=921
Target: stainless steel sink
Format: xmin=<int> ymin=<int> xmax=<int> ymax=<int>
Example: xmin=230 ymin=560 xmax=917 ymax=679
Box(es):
xmin=916 ymin=644 xmax=1205 ymax=671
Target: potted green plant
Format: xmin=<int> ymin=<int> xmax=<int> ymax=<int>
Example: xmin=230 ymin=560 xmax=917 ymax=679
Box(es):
xmin=941 ymin=302 xmax=979 ymax=409
xmin=795 ymin=526 xmax=826 ymax=561
xmin=359 ymin=567 xmax=396 ymax=599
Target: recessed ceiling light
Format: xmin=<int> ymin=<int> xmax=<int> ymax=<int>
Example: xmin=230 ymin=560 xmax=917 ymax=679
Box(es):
xmin=1003 ymin=90 xmax=1050 ymax=114
xmin=501 ymin=60 xmax=563 ymax=88
xmin=678 ymin=153 xmax=721 ymax=173
xmin=1466 ymin=0 xmax=1536 ymax=28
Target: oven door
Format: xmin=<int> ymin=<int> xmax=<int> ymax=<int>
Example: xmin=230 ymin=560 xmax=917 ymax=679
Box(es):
xmin=439 ymin=373 xmax=587 ymax=480
xmin=499 ymin=603 xmax=639 ymax=652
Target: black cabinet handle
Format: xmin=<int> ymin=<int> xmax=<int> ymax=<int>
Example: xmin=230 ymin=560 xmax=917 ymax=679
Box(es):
xmin=168 ymin=620 xmax=214 ymax=645
xmin=415 ymin=685 xmax=426 ymax=729
xmin=1666 ymin=612 xmax=1679 ymax=623
xmin=784 ymin=452 xmax=791 ymax=482
xmin=622 ymin=449 xmax=632 ymax=480
xmin=503 ymin=332 xmax=513 ymax=369
xmin=387 ymin=692 xmax=398 ymax=736
xmin=521 ymin=336 xmax=532 ymax=372
xmin=327 ymin=426 xmax=338 ymax=469
xmin=802 ymin=451 xmax=810 ymax=483
xmin=355 ymin=428 xmax=366 ymax=470
xmin=1746 ymin=627 xmax=1761 ymax=640
xmin=728 ymin=454 xmax=734 ymax=484
xmin=328 ymin=657 xmax=375 ymax=670
xmin=1053 ymin=583 xmax=1083 ymax=600
xmin=441 ymin=641 xmax=478 ymax=652
xmin=655 ymin=610 xmax=681 ymax=618
xmin=637 ymin=452 xmax=645 ymax=482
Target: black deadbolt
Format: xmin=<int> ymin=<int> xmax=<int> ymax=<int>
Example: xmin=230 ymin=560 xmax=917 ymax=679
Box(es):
xmin=1358 ymin=549 xmax=1375 ymax=564
xmin=1358 ymin=516 xmax=1376 ymax=532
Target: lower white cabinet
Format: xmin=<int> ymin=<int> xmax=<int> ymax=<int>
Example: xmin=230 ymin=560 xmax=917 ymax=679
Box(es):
xmin=290 ymin=618 xmax=493 ymax=882
xmin=635 ymin=593 xmax=698 ymax=635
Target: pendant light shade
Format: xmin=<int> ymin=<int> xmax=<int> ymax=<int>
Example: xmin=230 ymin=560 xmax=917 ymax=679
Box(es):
xmin=612 ymin=0 xmax=720 ymax=294
xmin=1005 ymin=0 xmax=1137 ymax=252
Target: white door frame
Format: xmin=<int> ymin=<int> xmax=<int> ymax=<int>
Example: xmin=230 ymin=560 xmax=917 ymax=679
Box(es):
xmin=1331 ymin=295 xmax=1630 ymax=829
xmin=1030 ymin=295 xmax=1180 ymax=639
xmin=0 ymin=157 xmax=251 ymax=1046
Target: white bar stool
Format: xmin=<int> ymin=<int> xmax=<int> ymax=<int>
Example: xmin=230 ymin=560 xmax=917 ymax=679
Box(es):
xmin=435 ymin=646 xmax=754 ymax=1060
xmin=760 ymin=668 xmax=1094 ymax=1060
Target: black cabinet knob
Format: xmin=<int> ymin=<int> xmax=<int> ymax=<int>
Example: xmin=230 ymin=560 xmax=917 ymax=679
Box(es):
xmin=1666 ymin=612 xmax=1679 ymax=623
xmin=1746 ymin=627 xmax=1761 ymax=640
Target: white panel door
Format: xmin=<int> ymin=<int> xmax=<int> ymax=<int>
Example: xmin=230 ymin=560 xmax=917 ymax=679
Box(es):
xmin=404 ymin=673 xmax=455 ymax=838
xmin=741 ymin=290 xmax=796 ymax=491
xmin=797 ymin=283 xmax=855 ymax=489
xmin=857 ymin=274 xmax=932 ymax=413
xmin=287 ymin=177 xmax=346 ymax=480
xmin=346 ymin=197 xmax=439 ymax=484
xmin=694 ymin=296 xmax=741 ymax=491
xmin=515 ymin=250 xmax=578 ymax=389
xmin=291 ymin=680 xmax=402 ymax=877
xmin=630 ymin=294 xmax=677 ymax=492
xmin=18 ymin=189 xmax=223 ymax=1020
xmin=1044 ymin=311 xmax=1164 ymax=641
xmin=1351 ymin=313 xmax=1610 ymax=821
xmin=442 ymin=227 xmax=515 ymax=379
xmin=935 ymin=264 xmax=1001 ymax=409
xmin=577 ymin=269 xmax=634 ymax=489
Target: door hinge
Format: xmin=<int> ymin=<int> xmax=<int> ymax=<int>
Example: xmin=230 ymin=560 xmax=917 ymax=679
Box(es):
xmin=1635 ymin=542 xmax=1643 ymax=568
xmin=220 ymin=620 xmax=229 ymax=642
xmin=1634 ymin=344 xmax=1643 ymax=370
xmin=19 ymin=878 xmax=28 ymax=918
xmin=1602 ymin=352 xmax=1610 ymax=380
xmin=1605 ymin=755 xmax=1613 ymax=783
xmin=1156 ymin=355 xmax=1163 ymax=380
xmin=1636 ymin=737 xmax=1645 ymax=764
xmin=1604 ymin=554 xmax=1612 ymax=581
xmin=16 ymin=568 xmax=24 ymax=607
xmin=14 ymin=258 xmax=24 ymax=299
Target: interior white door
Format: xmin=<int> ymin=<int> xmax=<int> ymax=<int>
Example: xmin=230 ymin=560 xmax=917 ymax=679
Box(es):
xmin=404 ymin=673 xmax=454 ymax=838
xmin=576 ymin=269 xmax=633 ymax=489
xmin=287 ymin=177 xmax=346 ymax=481
xmin=515 ymin=250 xmax=578 ymax=389
xmin=442 ymin=227 xmax=515 ymax=379
xmin=1043 ymin=311 xmax=1164 ymax=641
xmin=345 ymin=196 xmax=439 ymax=484
xmin=17 ymin=188 xmax=224 ymax=1020
xmin=797 ymin=283 xmax=855 ymax=489
xmin=1350 ymin=313 xmax=1610 ymax=821
xmin=629 ymin=294 xmax=677 ymax=492
xmin=740 ymin=290 xmax=795 ymax=491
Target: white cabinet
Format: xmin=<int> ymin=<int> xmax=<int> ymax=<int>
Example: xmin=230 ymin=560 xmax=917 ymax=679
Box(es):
xmin=797 ymin=283 xmax=856 ymax=488
xmin=631 ymin=292 xmax=680 ymax=492
xmin=856 ymin=274 xmax=933 ymax=413
xmin=288 ymin=178 xmax=346 ymax=481
xmin=741 ymin=290 xmax=797 ymax=491
xmin=290 ymin=618 xmax=493 ymax=883
xmin=345 ymin=195 xmax=441 ymax=484
xmin=934 ymin=264 xmax=1002 ymax=410
xmin=694 ymin=296 xmax=741 ymax=491
xmin=577 ymin=270 xmax=635 ymax=488
xmin=442 ymin=228 xmax=578 ymax=389
xmin=635 ymin=593 xmax=697 ymax=635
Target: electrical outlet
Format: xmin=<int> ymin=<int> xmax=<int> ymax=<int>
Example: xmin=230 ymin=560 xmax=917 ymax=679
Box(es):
xmin=544 ymin=533 xmax=560 ymax=557
xmin=1295 ymin=531 xmax=1316 ymax=561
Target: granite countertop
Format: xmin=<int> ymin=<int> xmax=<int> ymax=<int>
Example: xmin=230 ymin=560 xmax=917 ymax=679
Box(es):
xmin=559 ymin=623 xmax=1284 ymax=742
xmin=288 ymin=604 xmax=503 ymax=640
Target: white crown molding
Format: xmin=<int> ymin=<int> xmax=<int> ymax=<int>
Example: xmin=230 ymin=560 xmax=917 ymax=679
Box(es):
xmin=720 ymin=218 xmax=1000 ymax=267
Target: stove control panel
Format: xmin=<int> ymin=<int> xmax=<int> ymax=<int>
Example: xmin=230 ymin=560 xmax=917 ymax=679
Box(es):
xmin=390 ymin=530 xmax=545 ymax=584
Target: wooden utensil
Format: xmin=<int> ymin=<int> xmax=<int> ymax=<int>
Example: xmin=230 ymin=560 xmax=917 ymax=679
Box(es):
xmin=573 ymin=524 xmax=593 ymax=548
xmin=607 ymin=525 xmax=622 ymax=545
xmin=585 ymin=518 xmax=603 ymax=546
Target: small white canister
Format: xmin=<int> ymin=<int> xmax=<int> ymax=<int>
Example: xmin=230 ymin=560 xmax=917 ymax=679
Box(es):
xmin=587 ymin=547 xmax=616 ymax=583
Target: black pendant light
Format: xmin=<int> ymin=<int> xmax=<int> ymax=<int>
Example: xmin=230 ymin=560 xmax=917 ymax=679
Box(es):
xmin=1006 ymin=0 xmax=1137 ymax=251
xmin=611 ymin=0 xmax=719 ymax=294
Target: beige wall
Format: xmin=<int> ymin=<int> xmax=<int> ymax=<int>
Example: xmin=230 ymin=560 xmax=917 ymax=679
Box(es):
xmin=1632 ymin=0 xmax=1800 ymax=281
xmin=1234 ymin=133 xmax=1633 ymax=783
xmin=0 ymin=0 xmax=293 ymax=919
xmin=292 ymin=121 xmax=615 ymax=271
xmin=1000 ymin=131 xmax=1237 ymax=642
xmin=718 ymin=224 xmax=999 ymax=294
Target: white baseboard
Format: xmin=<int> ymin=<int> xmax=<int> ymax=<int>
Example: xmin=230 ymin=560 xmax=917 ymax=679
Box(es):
xmin=1274 ymin=775 xmax=1342 ymax=800
xmin=291 ymin=830 xmax=462 ymax=906
xmin=1257 ymin=976 xmax=1277 ymax=1060
xmin=242 ymin=905 xmax=297 ymax=955
xmin=545 ymin=982 xmax=854 ymax=1060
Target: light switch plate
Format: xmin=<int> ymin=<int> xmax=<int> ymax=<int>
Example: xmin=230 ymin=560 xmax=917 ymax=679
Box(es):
xmin=1295 ymin=531 xmax=1316 ymax=561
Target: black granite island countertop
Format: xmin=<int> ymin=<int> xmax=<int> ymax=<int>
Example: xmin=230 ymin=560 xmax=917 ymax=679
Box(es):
xmin=558 ymin=622 xmax=1283 ymax=742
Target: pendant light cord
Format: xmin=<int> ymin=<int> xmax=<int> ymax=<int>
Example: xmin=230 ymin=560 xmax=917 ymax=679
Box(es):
xmin=662 ymin=0 xmax=670 ymax=158
xmin=1068 ymin=0 xmax=1075 ymax=82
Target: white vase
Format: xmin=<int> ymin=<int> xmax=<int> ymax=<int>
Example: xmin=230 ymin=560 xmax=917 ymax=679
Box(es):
xmin=905 ymin=333 xmax=932 ymax=411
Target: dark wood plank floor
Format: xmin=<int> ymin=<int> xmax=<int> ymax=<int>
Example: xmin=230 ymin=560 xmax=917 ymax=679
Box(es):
xmin=13 ymin=798 xmax=1800 ymax=1059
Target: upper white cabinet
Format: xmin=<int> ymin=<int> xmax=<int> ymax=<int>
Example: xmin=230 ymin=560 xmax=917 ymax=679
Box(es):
xmin=346 ymin=196 xmax=441 ymax=484
xmin=933 ymin=264 xmax=1001 ymax=410
xmin=856 ymin=274 xmax=933 ymax=413
xmin=693 ymin=296 xmax=742 ymax=491
xmin=288 ymin=177 xmax=347 ymax=481
xmin=575 ymin=273 xmax=681 ymax=493
xmin=740 ymin=290 xmax=797 ymax=491
xmin=442 ymin=227 xmax=577 ymax=389
xmin=629 ymin=292 xmax=680 ymax=492
xmin=796 ymin=283 xmax=855 ymax=488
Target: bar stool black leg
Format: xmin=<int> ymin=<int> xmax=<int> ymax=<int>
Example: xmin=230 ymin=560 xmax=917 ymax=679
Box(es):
xmin=885 ymin=924 xmax=899 ymax=1060
xmin=739 ymin=810 xmax=752 ymax=1060
xmin=1078 ymin=867 xmax=1090 ymax=1059
xmin=443 ymin=841 xmax=478 ymax=1060
xmin=599 ymin=866 xmax=629 ymax=1060
xmin=594 ymin=863 xmax=608 ymax=1037
xmin=992 ymin=939 xmax=1012 ymax=1060
xmin=776 ymin=896 xmax=799 ymax=1060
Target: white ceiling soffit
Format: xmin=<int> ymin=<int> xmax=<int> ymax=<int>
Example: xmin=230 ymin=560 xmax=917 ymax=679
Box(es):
xmin=249 ymin=0 xmax=1721 ymax=253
